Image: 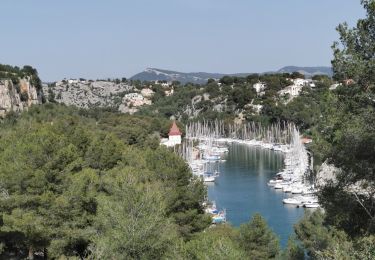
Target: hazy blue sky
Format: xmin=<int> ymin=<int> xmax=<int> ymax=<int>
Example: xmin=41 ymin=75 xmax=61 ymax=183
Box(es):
xmin=0 ymin=0 xmax=365 ymax=81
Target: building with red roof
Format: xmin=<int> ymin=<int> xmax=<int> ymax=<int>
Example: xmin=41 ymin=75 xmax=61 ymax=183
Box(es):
xmin=161 ymin=121 xmax=182 ymax=147
xmin=169 ymin=121 xmax=182 ymax=136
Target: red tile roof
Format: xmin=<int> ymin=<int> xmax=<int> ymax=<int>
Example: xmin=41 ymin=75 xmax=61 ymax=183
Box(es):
xmin=169 ymin=121 xmax=182 ymax=136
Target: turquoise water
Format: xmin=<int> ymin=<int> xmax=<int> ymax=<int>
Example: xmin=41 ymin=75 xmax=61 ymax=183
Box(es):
xmin=207 ymin=143 xmax=305 ymax=247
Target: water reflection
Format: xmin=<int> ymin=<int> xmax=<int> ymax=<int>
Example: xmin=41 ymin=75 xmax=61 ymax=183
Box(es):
xmin=207 ymin=143 xmax=304 ymax=247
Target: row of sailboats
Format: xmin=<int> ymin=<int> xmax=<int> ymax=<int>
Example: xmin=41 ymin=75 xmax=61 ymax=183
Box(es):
xmin=267 ymin=128 xmax=320 ymax=208
xmin=176 ymin=120 xmax=319 ymax=224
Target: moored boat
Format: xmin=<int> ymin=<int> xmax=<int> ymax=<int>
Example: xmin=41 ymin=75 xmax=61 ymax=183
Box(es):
xmin=303 ymin=202 xmax=320 ymax=208
xmin=205 ymin=202 xmax=226 ymax=224
xmin=282 ymin=197 xmax=302 ymax=205
xmin=202 ymin=171 xmax=219 ymax=182
xmin=268 ymin=179 xmax=283 ymax=186
xmin=212 ymin=210 xmax=226 ymax=224
xmin=274 ymin=183 xmax=285 ymax=189
xmin=203 ymin=154 xmax=221 ymax=161
xmin=204 ymin=202 xmax=219 ymax=214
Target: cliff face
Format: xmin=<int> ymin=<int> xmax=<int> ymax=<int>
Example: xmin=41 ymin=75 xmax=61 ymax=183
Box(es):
xmin=19 ymin=79 xmax=41 ymax=106
xmin=44 ymin=80 xmax=134 ymax=110
xmin=0 ymin=78 xmax=42 ymax=117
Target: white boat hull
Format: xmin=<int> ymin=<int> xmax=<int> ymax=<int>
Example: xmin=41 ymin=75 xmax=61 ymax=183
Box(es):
xmin=282 ymin=198 xmax=301 ymax=205
xmin=204 ymin=176 xmax=216 ymax=182
xmin=304 ymin=203 xmax=320 ymax=208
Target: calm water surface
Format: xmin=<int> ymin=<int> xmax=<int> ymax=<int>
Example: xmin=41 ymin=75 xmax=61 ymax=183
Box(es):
xmin=207 ymin=143 xmax=305 ymax=247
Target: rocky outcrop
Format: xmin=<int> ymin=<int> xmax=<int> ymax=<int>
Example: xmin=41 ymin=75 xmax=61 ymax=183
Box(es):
xmin=0 ymin=78 xmax=42 ymax=117
xmin=316 ymin=161 xmax=374 ymax=198
xmin=44 ymin=80 xmax=140 ymax=111
xmin=315 ymin=161 xmax=340 ymax=187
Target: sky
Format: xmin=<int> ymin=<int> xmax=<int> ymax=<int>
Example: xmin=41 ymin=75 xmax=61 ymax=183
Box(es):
xmin=0 ymin=0 xmax=365 ymax=81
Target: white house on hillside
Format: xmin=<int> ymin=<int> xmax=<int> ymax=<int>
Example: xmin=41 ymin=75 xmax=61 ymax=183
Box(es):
xmin=155 ymin=81 xmax=171 ymax=87
xmin=68 ymin=79 xmax=79 ymax=84
xmin=279 ymin=85 xmax=303 ymax=97
xmin=253 ymin=82 xmax=266 ymax=96
xmin=293 ymin=78 xmax=308 ymax=86
xmin=292 ymin=78 xmax=315 ymax=88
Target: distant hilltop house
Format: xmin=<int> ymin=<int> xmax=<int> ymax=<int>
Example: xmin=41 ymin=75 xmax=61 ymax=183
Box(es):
xmin=279 ymin=84 xmax=303 ymax=97
xmin=279 ymin=78 xmax=315 ymax=99
xmin=292 ymin=78 xmax=315 ymax=88
xmin=154 ymin=81 xmax=171 ymax=87
xmin=160 ymin=121 xmax=182 ymax=147
xmin=67 ymin=79 xmax=88 ymax=84
xmin=68 ymin=79 xmax=79 ymax=84
xmin=253 ymin=82 xmax=266 ymax=96
xmin=56 ymin=78 xmax=87 ymax=86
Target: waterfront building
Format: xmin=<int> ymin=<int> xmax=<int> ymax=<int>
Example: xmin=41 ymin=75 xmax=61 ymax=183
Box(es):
xmin=160 ymin=121 xmax=182 ymax=147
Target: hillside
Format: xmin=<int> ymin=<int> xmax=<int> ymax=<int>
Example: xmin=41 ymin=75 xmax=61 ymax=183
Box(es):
xmin=130 ymin=68 xmax=228 ymax=84
xmin=130 ymin=66 xmax=333 ymax=84
xmin=0 ymin=64 xmax=332 ymax=118
xmin=42 ymin=71 xmax=335 ymax=121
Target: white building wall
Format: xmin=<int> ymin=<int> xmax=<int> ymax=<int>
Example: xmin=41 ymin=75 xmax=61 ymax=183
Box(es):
xmin=169 ymin=135 xmax=181 ymax=145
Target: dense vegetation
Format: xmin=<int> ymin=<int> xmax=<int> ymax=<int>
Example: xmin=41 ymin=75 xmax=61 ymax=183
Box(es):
xmin=1 ymin=1 xmax=375 ymax=259
xmin=0 ymin=105 xmax=210 ymax=258
xmin=139 ymin=73 xmax=295 ymax=122
xmin=0 ymin=105 xmax=292 ymax=259
xmin=313 ymin=0 xmax=375 ymax=245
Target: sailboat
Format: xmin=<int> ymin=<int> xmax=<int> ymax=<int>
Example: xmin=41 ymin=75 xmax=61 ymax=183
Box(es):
xmin=203 ymin=171 xmax=219 ymax=182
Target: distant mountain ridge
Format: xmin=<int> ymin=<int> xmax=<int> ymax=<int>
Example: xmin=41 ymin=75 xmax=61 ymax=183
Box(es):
xmin=130 ymin=66 xmax=333 ymax=84
xmin=277 ymin=66 xmax=333 ymax=77
xmin=130 ymin=68 xmax=227 ymax=84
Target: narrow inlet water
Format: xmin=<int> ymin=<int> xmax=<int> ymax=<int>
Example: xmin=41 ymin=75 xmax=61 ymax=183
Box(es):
xmin=207 ymin=143 xmax=305 ymax=247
